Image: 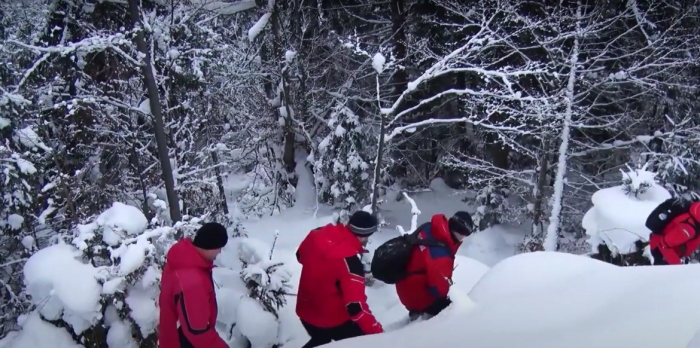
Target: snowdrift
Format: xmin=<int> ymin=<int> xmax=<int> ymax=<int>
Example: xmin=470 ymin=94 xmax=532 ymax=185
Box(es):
xmin=326 ymin=251 xmax=700 ymax=348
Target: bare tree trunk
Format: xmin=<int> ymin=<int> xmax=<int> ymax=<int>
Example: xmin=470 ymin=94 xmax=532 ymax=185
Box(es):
xmin=211 ymin=151 xmax=230 ymax=216
xmin=370 ymin=0 xmax=407 ymax=215
xmin=531 ymin=138 xmax=550 ymax=237
xmin=370 ymin=99 xmax=386 ymax=215
xmin=127 ymin=0 xmax=182 ymax=223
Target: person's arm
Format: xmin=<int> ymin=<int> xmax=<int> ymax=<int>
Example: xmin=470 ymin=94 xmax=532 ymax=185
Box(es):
xmin=419 ymin=245 xmax=455 ymax=299
xmin=338 ymin=255 xmax=383 ymax=334
xmin=175 ymin=273 xmax=228 ymax=348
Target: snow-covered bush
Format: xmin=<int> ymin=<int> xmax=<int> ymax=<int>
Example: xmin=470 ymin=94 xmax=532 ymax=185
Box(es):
xmin=313 ymin=102 xmax=374 ymax=218
xmin=583 ymin=165 xmax=671 ymax=265
xmin=235 ymin=237 xmax=292 ymax=348
xmin=4 ymin=201 xmax=214 ymax=348
xmin=0 ymin=92 xmax=50 ymax=335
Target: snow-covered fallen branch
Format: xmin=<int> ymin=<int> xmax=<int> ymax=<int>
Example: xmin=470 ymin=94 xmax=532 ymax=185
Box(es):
xmin=396 ymin=192 xmax=421 ymax=235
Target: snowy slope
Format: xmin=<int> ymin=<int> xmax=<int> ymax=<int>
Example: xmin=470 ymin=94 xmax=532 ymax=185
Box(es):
xmin=325 ymin=251 xmax=700 ymax=348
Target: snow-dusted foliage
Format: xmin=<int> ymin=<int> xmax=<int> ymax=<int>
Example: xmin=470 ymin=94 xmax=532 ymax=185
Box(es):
xmin=232 ymin=236 xmax=292 ymax=348
xmin=583 ymin=166 xmax=671 ymax=264
xmin=314 ymin=103 xmax=374 ymax=217
xmin=6 ymin=202 xmax=214 ymax=347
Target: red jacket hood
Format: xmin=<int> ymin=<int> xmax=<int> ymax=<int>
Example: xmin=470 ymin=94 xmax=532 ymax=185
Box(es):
xmin=430 ymin=214 xmax=462 ymax=254
xmin=297 ymin=223 xmax=363 ymax=265
xmin=164 ymin=239 xmax=214 ymax=271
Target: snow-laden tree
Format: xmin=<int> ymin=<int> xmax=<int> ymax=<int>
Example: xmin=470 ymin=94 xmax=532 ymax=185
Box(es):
xmin=536 ymin=0 xmax=700 ymax=251
xmin=10 ymin=201 xmax=210 ymax=348
xmin=313 ymin=102 xmax=374 ymax=217
xmin=368 ymin=0 xmax=551 ymax=223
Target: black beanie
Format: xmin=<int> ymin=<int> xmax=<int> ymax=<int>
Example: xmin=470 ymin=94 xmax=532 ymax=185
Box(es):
xmin=192 ymin=222 xmax=228 ymax=250
xmin=348 ymin=211 xmax=378 ymax=236
xmin=449 ymin=211 xmax=474 ymax=236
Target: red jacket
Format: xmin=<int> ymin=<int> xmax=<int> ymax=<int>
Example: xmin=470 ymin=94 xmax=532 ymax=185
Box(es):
xmin=295 ymin=223 xmax=383 ymax=334
xmin=396 ymin=214 xmax=461 ymax=312
xmin=650 ymin=202 xmax=700 ymax=264
xmin=158 ymin=239 xmax=227 ymax=348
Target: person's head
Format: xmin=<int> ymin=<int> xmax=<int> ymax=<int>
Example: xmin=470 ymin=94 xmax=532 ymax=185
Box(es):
xmin=347 ymin=210 xmax=378 ymax=246
xmin=192 ymin=222 xmax=228 ymax=261
xmin=448 ymin=211 xmax=474 ymax=242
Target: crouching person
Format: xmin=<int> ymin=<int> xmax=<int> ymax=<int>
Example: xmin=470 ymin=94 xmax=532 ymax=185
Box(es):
xmin=396 ymin=211 xmax=474 ymax=320
xmin=647 ymin=199 xmax=700 ymax=265
xmin=296 ymin=211 xmax=384 ymax=348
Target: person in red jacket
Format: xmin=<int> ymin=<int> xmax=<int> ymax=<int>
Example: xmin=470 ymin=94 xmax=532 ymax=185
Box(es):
xmin=396 ymin=211 xmax=473 ymax=320
xmin=649 ymin=202 xmax=700 ymax=265
xmin=296 ymin=210 xmax=383 ymax=348
xmin=158 ymin=222 xmax=229 ymax=348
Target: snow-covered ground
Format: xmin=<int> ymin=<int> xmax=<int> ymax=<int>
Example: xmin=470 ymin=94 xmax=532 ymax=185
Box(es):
xmin=5 ymin=162 xmax=700 ymax=348
xmin=326 ymin=251 xmax=700 ymax=348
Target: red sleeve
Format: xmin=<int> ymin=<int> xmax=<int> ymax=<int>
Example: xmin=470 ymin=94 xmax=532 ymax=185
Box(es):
xmin=663 ymin=222 xmax=696 ymax=247
xmin=176 ymin=274 xmax=228 ymax=348
xmin=338 ymin=256 xmax=383 ymax=335
xmin=419 ymin=245 xmax=454 ymax=299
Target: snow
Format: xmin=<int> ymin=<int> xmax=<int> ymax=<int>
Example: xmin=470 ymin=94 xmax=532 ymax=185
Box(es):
xmin=124 ymin=287 xmax=158 ymax=336
xmin=248 ymin=12 xmax=271 ymax=42
xmin=93 ymin=202 xmax=149 ymax=246
xmin=326 ymin=251 xmax=700 ymax=348
xmin=583 ymin=168 xmax=671 ymax=254
xmin=0 ymin=312 xmax=84 ymax=348
xmin=15 ymin=125 xmax=52 ymax=152
xmin=6 ymin=213 xmax=24 ymax=230
xmin=372 ymin=53 xmax=386 ymax=74
xmin=14 ymin=156 xmax=36 ymax=174
xmin=106 ymin=320 xmax=137 ymax=348
xmin=22 ymin=243 xmax=102 ymax=333
xmin=11 ymin=164 xmax=695 ymax=348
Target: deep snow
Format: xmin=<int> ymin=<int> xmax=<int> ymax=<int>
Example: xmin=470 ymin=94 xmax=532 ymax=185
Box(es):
xmin=5 ymin=162 xmax=700 ymax=348
xmin=326 ymin=252 xmax=700 ymax=348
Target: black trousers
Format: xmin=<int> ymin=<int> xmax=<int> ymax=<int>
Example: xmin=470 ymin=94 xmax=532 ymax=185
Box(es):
xmin=651 ymin=248 xmax=669 ymax=265
xmin=408 ymin=297 xmax=452 ymax=320
xmin=301 ymin=320 xmax=364 ymax=348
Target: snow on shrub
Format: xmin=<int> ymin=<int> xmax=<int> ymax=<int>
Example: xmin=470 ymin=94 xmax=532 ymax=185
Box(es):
xmin=0 ymin=312 xmax=83 ymax=348
xmin=7 ymin=200 xmax=213 ymax=348
xmin=582 ymin=164 xmax=671 ymax=265
xmin=235 ymin=235 xmax=293 ymax=348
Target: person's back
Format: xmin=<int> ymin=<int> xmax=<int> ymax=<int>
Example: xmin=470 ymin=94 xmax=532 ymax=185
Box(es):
xmin=296 ymin=211 xmax=383 ymax=348
xmin=650 ymin=201 xmax=700 ymax=265
xmin=396 ymin=212 xmax=473 ymax=319
xmin=158 ymin=223 xmax=229 ymax=348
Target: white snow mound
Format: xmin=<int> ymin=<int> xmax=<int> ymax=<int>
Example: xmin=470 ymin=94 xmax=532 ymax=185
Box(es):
xmin=583 ymin=168 xmax=670 ymax=254
xmin=23 ymin=242 xmax=102 ymax=332
xmin=325 ymin=251 xmax=700 ymax=348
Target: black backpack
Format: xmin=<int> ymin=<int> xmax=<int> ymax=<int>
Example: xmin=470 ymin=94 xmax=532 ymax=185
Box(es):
xmin=645 ymin=198 xmax=693 ymax=235
xmin=370 ymin=225 xmax=448 ymax=284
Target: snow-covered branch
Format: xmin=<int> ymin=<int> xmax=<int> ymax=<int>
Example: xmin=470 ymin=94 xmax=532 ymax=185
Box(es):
xmin=396 ymin=192 xmax=421 ymax=235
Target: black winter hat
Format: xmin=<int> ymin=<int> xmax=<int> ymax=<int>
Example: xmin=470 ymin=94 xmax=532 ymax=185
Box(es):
xmin=449 ymin=211 xmax=474 ymax=236
xmin=348 ymin=211 xmax=378 ymax=236
xmin=192 ymin=222 xmax=229 ymax=250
